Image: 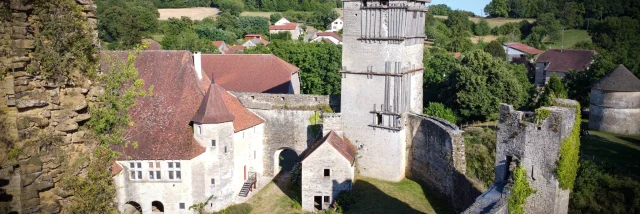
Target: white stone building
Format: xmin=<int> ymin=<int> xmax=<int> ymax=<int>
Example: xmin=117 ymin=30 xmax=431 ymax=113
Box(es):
xmin=327 ymin=17 xmax=344 ymax=32
xmin=269 ymin=18 xmax=303 ymax=40
xmin=301 ymin=131 xmax=356 ymax=211
xmin=273 ymin=17 xmax=291 ymax=26
xmin=311 ymin=31 xmax=343 ymax=45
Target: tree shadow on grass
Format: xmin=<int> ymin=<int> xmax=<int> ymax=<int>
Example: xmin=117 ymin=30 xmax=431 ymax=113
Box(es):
xmin=415 ymin=181 xmax=456 ymax=214
xmin=346 ymin=180 xmax=425 ymax=214
xmin=581 ymin=134 xmax=640 ymax=178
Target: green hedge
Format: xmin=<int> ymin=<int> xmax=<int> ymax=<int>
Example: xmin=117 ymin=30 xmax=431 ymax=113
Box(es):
xmin=556 ymin=103 xmax=581 ymax=190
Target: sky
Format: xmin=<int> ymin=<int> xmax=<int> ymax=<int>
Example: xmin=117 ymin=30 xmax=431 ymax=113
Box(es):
xmin=430 ymin=0 xmax=492 ymax=16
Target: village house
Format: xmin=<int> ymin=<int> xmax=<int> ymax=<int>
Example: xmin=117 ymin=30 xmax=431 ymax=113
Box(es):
xmin=503 ymin=42 xmax=543 ymax=61
xmin=535 ymin=49 xmax=597 ymax=85
xmin=243 ymin=34 xmax=264 ymax=40
xmin=212 ymin=41 xmax=235 ymax=54
xmin=199 ymin=54 xmax=301 ymax=94
xmin=301 ymin=131 xmax=356 ymax=212
xmin=269 ymin=17 xmax=303 ymax=40
xmin=273 ymin=17 xmax=291 ymax=25
xmin=326 ymin=17 xmax=344 ymax=32
xmin=241 ymin=38 xmax=270 ymax=49
xmin=311 ymin=31 xmax=343 ymax=45
xmin=589 ymin=65 xmax=640 ymax=136
xmin=105 ymin=50 xmax=266 ymax=214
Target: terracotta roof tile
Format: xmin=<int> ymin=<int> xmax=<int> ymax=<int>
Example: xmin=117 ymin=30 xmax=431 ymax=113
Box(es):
xmin=101 ymin=50 xmax=208 ymax=160
xmin=302 ymin=131 xmax=357 ymax=164
xmin=316 ymin=31 xmax=342 ymax=42
xmin=231 ymin=45 xmax=245 ymax=52
xmin=505 ymin=42 xmax=543 ymax=55
xmin=220 ymin=87 xmax=265 ymax=132
xmin=592 ymin=65 xmax=640 ymax=92
xmin=212 ymin=40 xmax=225 ymax=48
xmin=536 ymin=49 xmax=597 ymax=72
xmin=192 ymin=84 xmax=235 ymax=124
xmin=111 ymin=162 xmax=122 ymax=176
xmin=201 ymin=54 xmax=299 ymax=94
xmin=270 ymin=23 xmax=298 ymax=30
xmin=143 ymin=39 xmax=162 ymax=50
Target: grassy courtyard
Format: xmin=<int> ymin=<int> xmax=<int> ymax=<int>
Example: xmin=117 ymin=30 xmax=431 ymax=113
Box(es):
xmin=235 ymin=175 xmax=452 ymax=214
xmin=580 ymin=127 xmax=640 ymax=178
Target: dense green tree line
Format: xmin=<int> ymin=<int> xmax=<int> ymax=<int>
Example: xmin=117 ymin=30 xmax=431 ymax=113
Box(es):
xmin=243 ymin=41 xmax=342 ymax=95
xmin=96 ymin=0 xmax=160 ymax=49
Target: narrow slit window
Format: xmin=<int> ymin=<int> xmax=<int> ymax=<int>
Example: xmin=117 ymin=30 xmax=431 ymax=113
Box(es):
xmin=324 ymin=169 xmax=330 ymax=177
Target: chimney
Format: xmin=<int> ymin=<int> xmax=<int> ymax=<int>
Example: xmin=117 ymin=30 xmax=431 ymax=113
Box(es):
xmin=194 ymin=51 xmax=202 ymax=79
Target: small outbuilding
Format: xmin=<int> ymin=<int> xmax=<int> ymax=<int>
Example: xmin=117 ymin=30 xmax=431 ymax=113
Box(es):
xmin=301 ymin=131 xmax=356 ymax=212
xmin=589 ymin=65 xmax=640 ymax=136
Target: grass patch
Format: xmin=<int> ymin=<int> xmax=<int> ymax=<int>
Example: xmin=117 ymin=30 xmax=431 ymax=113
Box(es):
xmin=241 ymin=175 xmax=452 ymax=213
xmin=581 ymin=126 xmax=640 ymax=179
xmin=544 ymin=29 xmax=591 ymax=49
xmin=240 ymin=11 xmax=276 ymax=18
xmin=434 ymin=15 xmax=535 ymax=28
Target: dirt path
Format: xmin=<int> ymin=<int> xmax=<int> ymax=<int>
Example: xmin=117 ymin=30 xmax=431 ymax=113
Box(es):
xmin=158 ymin=7 xmax=219 ymax=20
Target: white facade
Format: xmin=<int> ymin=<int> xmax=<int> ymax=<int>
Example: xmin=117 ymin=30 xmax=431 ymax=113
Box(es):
xmin=301 ymin=139 xmax=354 ymax=212
xmin=327 ymin=17 xmax=344 ymax=32
xmin=114 ymin=122 xmax=266 ymax=214
xmin=274 ymin=17 xmax=291 ymax=25
xmin=311 ymin=36 xmax=342 ymax=45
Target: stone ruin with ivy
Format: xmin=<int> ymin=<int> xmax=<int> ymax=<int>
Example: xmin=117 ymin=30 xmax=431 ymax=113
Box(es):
xmin=464 ymin=98 xmax=581 ymax=214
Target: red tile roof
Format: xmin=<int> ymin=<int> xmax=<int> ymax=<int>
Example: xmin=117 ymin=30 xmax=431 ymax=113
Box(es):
xmin=270 ymin=23 xmax=298 ymax=30
xmin=101 ymin=50 xmax=208 ymax=160
xmin=302 ymin=131 xmax=357 ymax=164
xmin=201 ymin=54 xmax=299 ymax=94
xmin=212 ymin=40 xmax=225 ymax=48
xmin=192 ymin=84 xmax=236 ymax=124
xmin=316 ymin=31 xmax=342 ymax=42
xmin=536 ymin=49 xmax=597 ymax=72
xmin=220 ymin=86 xmax=265 ymax=132
xmin=505 ymin=42 xmax=543 ymax=55
xmin=111 ymin=162 xmax=122 ymax=176
xmin=231 ymin=45 xmax=245 ymax=52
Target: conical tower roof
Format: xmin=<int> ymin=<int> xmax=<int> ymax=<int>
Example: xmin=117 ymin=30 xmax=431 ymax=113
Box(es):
xmin=592 ymin=65 xmax=640 ymax=92
xmin=191 ymin=84 xmax=235 ymax=124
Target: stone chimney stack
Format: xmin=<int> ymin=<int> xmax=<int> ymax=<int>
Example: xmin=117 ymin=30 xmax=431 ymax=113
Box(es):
xmin=194 ymin=51 xmax=202 ymax=79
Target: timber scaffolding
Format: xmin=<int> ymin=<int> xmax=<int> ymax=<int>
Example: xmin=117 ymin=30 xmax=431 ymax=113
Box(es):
xmin=358 ymin=2 xmax=427 ymax=45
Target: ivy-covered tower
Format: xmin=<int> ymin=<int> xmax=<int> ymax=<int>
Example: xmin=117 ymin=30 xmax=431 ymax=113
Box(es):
xmin=340 ymin=0 xmax=429 ymax=181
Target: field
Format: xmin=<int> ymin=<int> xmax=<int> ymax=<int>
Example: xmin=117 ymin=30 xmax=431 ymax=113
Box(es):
xmin=240 ymin=11 xmax=277 ymax=18
xmin=238 ymin=174 xmax=452 ymax=214
xmin=581 ymin=125 xmax=640 ymax=178
xmin=158 ymin=7 xmax=219 ymax=20
xmin=544 ymin=29 xmax=592 ymax=49
xmin=434 ymin=15 xmax=535 ymax=28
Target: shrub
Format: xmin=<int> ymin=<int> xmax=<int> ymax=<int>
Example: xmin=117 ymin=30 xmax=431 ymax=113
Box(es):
xmin=463 ymin=127 xmax=497 ymax=188
xmin=508 ymin=165 xmax=536 ymax=214
xmin=474 ymin=19 xmax=491 ymax=36
xmin=570 ymin=160 xmax=640 ymax=213
xmin=424 ymin=102 xmax=457 ymax=124
xmin=290 ymin=163 xmax=302 ymax=186
xmin=484 ymin=40 xmax=506 ymax=59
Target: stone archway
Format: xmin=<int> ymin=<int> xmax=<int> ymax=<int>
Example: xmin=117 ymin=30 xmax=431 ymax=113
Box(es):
xmin=273 ymin=148 xmax=299 ymax=175
xmin=151 ymin=201 xmax=164 ymax=213
xmin=123 ymin=201 xmax=142 ymax=214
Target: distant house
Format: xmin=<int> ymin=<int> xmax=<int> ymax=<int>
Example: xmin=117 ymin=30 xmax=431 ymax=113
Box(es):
xmin=269 ymin=23 xmax=303 ymax=40
xmin=273 ymin=17 xmax=290 ymax=26
xmin=503 ymin=42 xmax=543 ymax=61
xmin=326 ymin=17 xmax=343 ymax=32
xmin=199 ymin=54 xmax=301 ymax=94
xmin=535 ymin=49 xmax=597 ymax=86
xmin=212 ymin=41 xmax=235 ymax=54
xmin=311 ymin=31 xmax=342 ymax=45
xmin=303 ymin=30 xmax=318 ymax=43
xmin=301 ymin=131 xmax=355 ymax=212
xmin=231 ymin=45 xmax=245 ymax=53
xmin=244 ymin=34 xmax=264 ymax=40
xmin=242 ymin=38 xmax=270 ymax=49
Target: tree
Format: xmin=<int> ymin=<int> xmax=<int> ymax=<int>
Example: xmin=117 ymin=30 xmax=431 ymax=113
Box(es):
xmin=487 ymin=0 xmax=510 ymax=17
xmin=484 ymin=40 xmax=506 ymax=59
xmin=423 ymin=48 xmax=457 ymax=106
xmin=270 ymin=13 xmax=283 ymax=24
xmin=429 ymin=4 xmax=452 ymax=16
xmin=160 ymin=31 xmax=220 ymax=53
xmin=537 ymin=13 xmax=562 ymax=42
xmin=445 ymin=10 xmax=473 ymax=52
xmin=236 ymin=16 xmax=270 ymax=36
xmin=424 ymin=102 xmax=457 ymax=124
xmin=559 ymin=2 xmax=585 ymax=29
xmin=474 ymin=19 xmax=491 ymax=36
xmin=538 ymin=73 xmax=567 ymax=107
xmin=218 ymin=0 xmax=245 ymax=16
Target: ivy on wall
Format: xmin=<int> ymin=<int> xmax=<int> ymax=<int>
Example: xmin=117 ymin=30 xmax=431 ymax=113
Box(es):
xmin=556 ymin=102 xmax=581 ymax=190
xmin=508 ymin=165 xmax=537 ymax=214
xmin=30 ymin=0 xmax=98 ymax=82
xmin=533 ymin=108 xmax=551 ymax=126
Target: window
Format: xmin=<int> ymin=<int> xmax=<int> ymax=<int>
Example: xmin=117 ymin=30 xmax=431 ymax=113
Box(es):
xmin=211 ymin=140 xmax=216 ymax=147
xmin=129 ymin=162 xmax=142 ymax=180
xmin=413 ymin=11 xmax=417 ymax=18
xmin=211 ymin=178 xmax=216 ymax=187
xmin=324 ymin=169 xmax=330 ymax=177
xmin=197 ymin=125 xmax=201 ymax=135
xmin=324 ymin=196 xmax=330 ymax=203
xmin=168 ymin=162 xmax=182 ymax=180
xmin=224 ymin=146 xmax=228 ymax=154
xmin=376 ymin=113 xmax=383 ymax=125
xmin=148 ymin=162 xmax=161 ymax=180
xmin=254 ymin=150 xmax=256 ymax=159
xmin=179 ymin=203 xmax=185 ymax=209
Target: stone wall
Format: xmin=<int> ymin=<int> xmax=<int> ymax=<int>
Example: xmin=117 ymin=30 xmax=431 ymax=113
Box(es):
xmin=0 ymin=0 xmax=99 ymax=213
xmin=301 ymin=141 xmax=354 ymax=212
xmin=405 ymin=113 xmax=481 ymax=212
xmin=589 ymin=89 xmax=640 ymax=135
xmin=231 ymin=91 xmax=337 ymax=110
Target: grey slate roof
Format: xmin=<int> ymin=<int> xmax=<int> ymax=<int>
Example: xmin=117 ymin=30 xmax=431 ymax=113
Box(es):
xmin=592 ymin=65 xmax=640 ymax=92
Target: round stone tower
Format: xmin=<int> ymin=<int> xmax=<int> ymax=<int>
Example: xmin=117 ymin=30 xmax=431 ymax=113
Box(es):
xmin=589 ymin=65 xmax=640 ymax=136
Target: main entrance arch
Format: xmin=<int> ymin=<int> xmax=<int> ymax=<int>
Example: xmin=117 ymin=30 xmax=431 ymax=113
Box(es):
xmin=273 ymin=148 xmax=299 ymax=175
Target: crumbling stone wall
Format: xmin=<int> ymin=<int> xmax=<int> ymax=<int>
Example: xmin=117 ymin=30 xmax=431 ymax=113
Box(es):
xmin=0 ymin=0 xmax=99 ymax=213
xmin=405 ymin=113 xmax=481 ymax=212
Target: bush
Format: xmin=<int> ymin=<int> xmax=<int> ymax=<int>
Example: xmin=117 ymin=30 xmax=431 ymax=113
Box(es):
xmin=290 ymin=163 xmax=301 ymax=186
xmin=474 ymin=19 xmax=491 ymax=36
xmin=424 ymin=102 xmax=457 ymax=124
xmin=463 ymin=127 xmax=496 ymax=188
xmin=484 ymin=40 xmax=506 ymax=59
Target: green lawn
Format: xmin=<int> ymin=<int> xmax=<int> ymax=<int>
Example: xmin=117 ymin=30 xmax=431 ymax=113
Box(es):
xmin=241 ymin=175 xmax=452 ymax=214
xmin=434 ymin=15 xmax=535 ymax=28
xmin=240 ymin=11 xmax=276 ymax=18
xmin=544 ymin=29 xmax=592 ymax=49
xmin=581 ymin=123 xmax=640 ymax=178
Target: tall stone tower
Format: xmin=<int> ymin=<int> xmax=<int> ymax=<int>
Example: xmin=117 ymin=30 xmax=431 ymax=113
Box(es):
xmin=341 ymin=0 xmax=429 ymax=181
